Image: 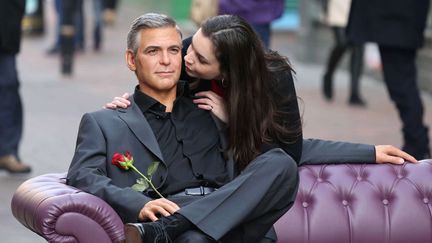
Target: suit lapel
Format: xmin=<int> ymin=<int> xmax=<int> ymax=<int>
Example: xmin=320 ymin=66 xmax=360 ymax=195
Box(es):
xmin=117 ymin=99 xmax=165 ymax=164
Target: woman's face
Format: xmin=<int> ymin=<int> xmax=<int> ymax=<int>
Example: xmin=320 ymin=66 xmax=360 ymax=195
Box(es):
xmin=184 ymin=29 xmax=222 ymax=80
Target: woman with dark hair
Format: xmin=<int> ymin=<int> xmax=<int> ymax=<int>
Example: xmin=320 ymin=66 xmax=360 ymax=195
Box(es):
xmin=107 ymin=14 xmax=415 ymax=169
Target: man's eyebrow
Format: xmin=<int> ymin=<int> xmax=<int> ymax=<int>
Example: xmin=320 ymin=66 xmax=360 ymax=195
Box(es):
xmin=143 ymin=44 xmax=182 ymax=51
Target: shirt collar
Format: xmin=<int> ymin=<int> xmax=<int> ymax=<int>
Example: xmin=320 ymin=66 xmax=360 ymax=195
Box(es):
xmin=133 ymin=81 xmax=191 ymax=113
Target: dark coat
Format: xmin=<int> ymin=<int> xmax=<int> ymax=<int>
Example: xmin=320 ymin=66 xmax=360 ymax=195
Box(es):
xmin=180 ymin=37 xmax=303 ymax=163
xmin=347 ymin=0 xmax=430 ymax=49
xmin=0 ymin=0 xmax=26 ymax=54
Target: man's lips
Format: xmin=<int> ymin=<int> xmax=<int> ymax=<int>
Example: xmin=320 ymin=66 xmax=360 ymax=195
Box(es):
xmin=155 ymin=71 xmax=175 ymax=76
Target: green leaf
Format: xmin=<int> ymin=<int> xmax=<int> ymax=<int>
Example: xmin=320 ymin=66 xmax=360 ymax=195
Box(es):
xmin=136 ymin=178 xmax=147 ymax=185
xmin=132 ymin=183 xmax=148 ymax=192
xmin=132 ymin=178 xmax=149 ymax=192
xmin=147 ymin=161 xmax=160 ymax=177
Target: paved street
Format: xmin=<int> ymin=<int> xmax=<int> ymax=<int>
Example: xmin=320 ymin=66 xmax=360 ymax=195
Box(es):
xmin=2 ymin=1 xmax=432 ymax=242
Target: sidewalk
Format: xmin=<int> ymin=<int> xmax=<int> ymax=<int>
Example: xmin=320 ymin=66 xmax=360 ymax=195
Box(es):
xmin=2 ymin=2 xmax=431 ymax=242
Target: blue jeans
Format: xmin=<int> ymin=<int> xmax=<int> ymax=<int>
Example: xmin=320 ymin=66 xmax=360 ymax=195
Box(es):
xmin=252 ymin=23 xmax=271 ymax=48
xmin=0 ymin=54 xmax=23 ymax=157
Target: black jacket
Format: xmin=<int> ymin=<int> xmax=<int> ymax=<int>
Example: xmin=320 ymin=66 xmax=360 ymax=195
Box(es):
xmin=347 ymin=0 xmax=430 ymax=49
xmin=180 ymin=37 xmax=303 ymax=163
xmin=0 ymin=0 xmax=26 ymax=54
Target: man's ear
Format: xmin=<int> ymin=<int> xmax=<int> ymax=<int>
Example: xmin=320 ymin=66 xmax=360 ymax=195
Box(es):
xmin=126 ymin=49 xmax=136 ymax=71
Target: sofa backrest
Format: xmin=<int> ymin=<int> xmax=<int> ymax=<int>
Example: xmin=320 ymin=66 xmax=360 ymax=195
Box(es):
xmin=274 ymin=160 xmax=432 ymax=243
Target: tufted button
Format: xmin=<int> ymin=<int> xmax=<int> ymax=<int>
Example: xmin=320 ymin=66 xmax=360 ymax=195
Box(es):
xmin=423 ymin=198 xmax=430 ymax=204
xmin=356 ymin=176 xmax=362 ymax=181
xmin=397 ymin=174 xmax=404 ymax=179
xmin=342 ymin=200 xmax=349 ymax=206
xmin=302 ymin=202 xmax=309 ymax=208
xmin=382 ymin=199 xmax=389 ymax=205
xmin=317 ymin=178 xmax=323 ymax=182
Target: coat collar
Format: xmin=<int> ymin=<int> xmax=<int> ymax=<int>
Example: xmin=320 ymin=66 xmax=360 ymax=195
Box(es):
xmin=116 ymin=98 xmax=165 ymax=165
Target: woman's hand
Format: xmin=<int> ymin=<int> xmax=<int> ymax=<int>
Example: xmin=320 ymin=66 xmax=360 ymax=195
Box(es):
xmin=193 ymin=91 xmax=228 ymax=123
xmin=375 ymin=145 xmax=418 ymax=164
xmin=103 ymin=92 xmax=131 ymax=109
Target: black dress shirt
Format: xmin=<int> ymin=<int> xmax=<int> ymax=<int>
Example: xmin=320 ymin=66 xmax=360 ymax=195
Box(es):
xmin=133 ymin=84 xmax=229 ymax=195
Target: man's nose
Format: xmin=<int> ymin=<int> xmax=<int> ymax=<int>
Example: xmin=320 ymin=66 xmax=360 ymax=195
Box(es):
xmin=160 ymin=51 xmax=170 ymax=65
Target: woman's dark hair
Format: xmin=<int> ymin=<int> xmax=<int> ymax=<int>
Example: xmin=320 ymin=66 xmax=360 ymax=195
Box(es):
xmin=201 ymin=15 xmax=302 ymax=171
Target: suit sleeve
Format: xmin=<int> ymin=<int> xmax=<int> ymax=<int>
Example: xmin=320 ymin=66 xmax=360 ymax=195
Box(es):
xmin=300 ymin=138 xmax=376 ymax=165
xmin=67 ymin=113 xmax=152 ymax=223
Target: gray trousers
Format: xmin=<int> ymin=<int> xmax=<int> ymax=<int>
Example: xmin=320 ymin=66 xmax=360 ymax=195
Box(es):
xmin=174 ymin=148 xmax=299 ymax=242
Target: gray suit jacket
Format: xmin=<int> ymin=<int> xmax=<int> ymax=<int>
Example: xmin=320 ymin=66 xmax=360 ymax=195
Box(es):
xmin=67 ymin=98 xmax=170 ymax=223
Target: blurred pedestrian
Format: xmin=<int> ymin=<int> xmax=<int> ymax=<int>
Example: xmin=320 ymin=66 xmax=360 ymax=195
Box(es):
xmin=218 ymin=0 xmax=284 ymax=48
xmin=347 ymin=0 xmax=431 ymax=159
xmin=46 ymin=0 xmax=84 ymax=55
xmin=0 ymin=0 xmax=32 ymax=173
xmin=47 ymin=0 xmax=106 ymax=54
xmin=322 ymin=0 xmax=365 ymax=106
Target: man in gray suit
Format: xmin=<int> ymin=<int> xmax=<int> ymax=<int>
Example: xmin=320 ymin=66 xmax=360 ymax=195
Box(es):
xmin=67 ymin=13 xmax=299 ymax=243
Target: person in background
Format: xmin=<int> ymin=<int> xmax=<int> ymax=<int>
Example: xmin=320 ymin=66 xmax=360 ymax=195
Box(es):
xmin=218 ymin=0 xmax=284 ymax=48
xmin=347 ymin=0 xmax=431 ymax=159
xmin=322 ymin=0 xmax=365 ymax=106
xmin=0 ymin=0 xmax=32 ymax=173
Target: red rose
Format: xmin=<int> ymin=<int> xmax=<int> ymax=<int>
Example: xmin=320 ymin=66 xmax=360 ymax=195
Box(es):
xmin=111 ymin=151 xmax=164 ymax=198
xmin=111 ymin=151 xmax=133 ymax=170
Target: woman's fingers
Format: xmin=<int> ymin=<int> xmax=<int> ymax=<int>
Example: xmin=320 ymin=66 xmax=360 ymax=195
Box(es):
xmin=375 ymin=145 xmax=418 ymax=164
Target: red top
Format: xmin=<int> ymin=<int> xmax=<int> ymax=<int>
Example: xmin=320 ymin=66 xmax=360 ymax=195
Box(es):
xmin=211 ymin=80 xmax=225 ymax=98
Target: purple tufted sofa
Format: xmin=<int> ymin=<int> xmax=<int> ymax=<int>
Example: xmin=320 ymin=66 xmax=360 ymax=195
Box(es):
xmin=11 ymin=160 xmax=432 ymax=243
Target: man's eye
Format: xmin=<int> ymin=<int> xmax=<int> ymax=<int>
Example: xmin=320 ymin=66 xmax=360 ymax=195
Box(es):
xmin=147 ymin=49 xmax=157 ymax=55
xmin=169 ymin=48 xmax=180 ymax=54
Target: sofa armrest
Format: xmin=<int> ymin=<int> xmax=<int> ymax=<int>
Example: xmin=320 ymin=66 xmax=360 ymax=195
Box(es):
xmin=275 ymin=160 xmax=432 ymax=243
xmin=11 ymin=173 xmax=125 ymax=243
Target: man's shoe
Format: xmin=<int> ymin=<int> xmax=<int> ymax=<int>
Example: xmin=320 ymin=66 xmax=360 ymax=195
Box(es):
xmin=124 ymin=222 xmax=171 ymax=243
xmin=0 ymin=155 xmax=31 ymax=174
xmin=322 ymin=74 xmax=333 ymax=100
xmin=348 ymin=95 xmax=367 ymax=107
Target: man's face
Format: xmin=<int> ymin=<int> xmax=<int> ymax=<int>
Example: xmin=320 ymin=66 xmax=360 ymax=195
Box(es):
xmin=126 ymin=27 xmax=182 ymax=98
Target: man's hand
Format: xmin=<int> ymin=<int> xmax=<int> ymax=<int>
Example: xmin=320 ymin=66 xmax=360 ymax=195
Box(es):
xmin=375 ymin=145 xmax=418 ymax=164
xmin=139 ymin=198 xmax=180 ymax=222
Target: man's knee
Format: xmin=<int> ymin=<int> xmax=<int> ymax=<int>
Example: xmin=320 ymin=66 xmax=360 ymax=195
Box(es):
xmin=174 ymin=230 xmax=216 ymax=243
xmin=263 ymin=148 xmax=298 ymax=176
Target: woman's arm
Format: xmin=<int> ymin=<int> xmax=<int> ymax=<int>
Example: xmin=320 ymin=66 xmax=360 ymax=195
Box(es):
xmin=300 ymin=138 xmax=417 ymax=165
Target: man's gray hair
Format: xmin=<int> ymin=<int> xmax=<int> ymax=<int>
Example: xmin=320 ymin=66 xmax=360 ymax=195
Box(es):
xmin=127 ymin=13 xmax=182 ymax=56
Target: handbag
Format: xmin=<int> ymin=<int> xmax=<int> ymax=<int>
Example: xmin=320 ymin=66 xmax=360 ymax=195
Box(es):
xmin=190 ymin=0 xmax=219 ymax=26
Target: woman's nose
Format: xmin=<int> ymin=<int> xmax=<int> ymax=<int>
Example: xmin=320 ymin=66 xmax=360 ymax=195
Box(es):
xmin=184 ymin=54 xmax=194 ymax=65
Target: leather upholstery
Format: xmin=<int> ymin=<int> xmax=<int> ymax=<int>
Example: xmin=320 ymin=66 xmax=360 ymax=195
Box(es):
xmin=11 ymin=160 xmax=432 ymax=243
xmin=11 ymin=173 xmax=124 ymax=243
xmin=275 ymin=160 xmax=432 ymax=243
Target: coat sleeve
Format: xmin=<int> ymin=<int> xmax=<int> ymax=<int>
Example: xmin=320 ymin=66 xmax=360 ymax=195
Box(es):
xmin=67 ymin=113 xmax=152 ymax=223
xmin=300 ymin=138 xmax=376 ymax=165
